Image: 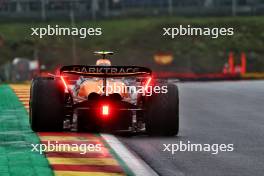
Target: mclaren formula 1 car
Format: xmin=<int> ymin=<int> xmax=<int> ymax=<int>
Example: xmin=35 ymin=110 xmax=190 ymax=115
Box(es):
xmin=29 ymin=51 xmax=179 ymax=136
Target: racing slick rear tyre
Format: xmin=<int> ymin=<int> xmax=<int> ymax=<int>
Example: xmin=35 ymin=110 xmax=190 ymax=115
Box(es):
xmin=145 ymin=84 xmax=179 ymax=136
xmin=30 ymin=77 xmax=65 ymax=132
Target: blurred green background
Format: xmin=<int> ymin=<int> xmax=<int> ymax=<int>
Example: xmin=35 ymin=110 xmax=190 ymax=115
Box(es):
xmin=0 ymin=0 xmax=263 ymax=81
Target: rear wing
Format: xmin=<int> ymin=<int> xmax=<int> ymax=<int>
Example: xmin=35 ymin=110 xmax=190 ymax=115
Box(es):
xmin=60 ymin=65 xmax=152 ymax=77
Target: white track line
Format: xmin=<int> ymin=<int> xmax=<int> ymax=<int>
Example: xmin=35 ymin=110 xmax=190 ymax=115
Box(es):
xmin=101 ymin=134 xmax=159 ymax=176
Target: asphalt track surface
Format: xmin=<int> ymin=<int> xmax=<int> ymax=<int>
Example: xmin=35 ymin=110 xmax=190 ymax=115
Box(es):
xmin=119 ymin=81 xmax=264 ymax=176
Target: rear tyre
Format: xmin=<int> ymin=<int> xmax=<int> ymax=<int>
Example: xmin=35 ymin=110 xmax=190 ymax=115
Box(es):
xmin=145 ymin=84 xmax=179 ymax=136
xmin=30 ymin=77 xmax=65 ymax=132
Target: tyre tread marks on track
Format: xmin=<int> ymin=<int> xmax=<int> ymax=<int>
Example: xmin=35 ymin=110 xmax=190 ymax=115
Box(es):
xmin=10 ymin=84 xmax=128 ymax=176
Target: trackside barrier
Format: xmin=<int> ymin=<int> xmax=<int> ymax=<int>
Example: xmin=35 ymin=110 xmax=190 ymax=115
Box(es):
xmin=153 ymin=72 xmax=241 ymax=81
xmin=241 ymin=73 xmax=264 ymax=80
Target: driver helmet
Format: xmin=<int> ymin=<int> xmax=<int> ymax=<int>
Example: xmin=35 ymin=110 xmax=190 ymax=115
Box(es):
xmin=96 ymin=59 xmax=111 ymax=66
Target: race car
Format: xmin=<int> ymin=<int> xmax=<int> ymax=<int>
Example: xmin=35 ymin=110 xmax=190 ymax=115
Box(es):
xmin=29 ymin=51 xmax=179 ymax=136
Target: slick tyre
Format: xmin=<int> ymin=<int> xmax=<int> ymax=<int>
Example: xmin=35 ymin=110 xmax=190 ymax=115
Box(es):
xmin=30 ymin=77 xmax=64 ymax=132
xmin=146 ymin=84 xmax=179 ymax=136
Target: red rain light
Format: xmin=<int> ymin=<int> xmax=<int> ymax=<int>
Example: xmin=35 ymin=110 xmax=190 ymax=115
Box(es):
xmin=102 ymin=105 xmax=109 ymax=116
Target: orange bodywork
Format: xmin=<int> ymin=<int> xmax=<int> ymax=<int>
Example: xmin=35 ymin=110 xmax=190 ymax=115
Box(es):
xmin=78 ymin=79 xmax=128 ymax=98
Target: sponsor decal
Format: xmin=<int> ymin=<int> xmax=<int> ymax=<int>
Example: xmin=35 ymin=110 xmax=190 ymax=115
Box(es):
xmin=72 ymin=66 xmax=140 ymax=74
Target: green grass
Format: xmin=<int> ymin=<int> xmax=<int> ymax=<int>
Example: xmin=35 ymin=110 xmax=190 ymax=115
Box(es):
xmin=0 ymin=85 xmax=53 ymax=176
xmin=0 ymin=16 xmax=264 ymax=73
